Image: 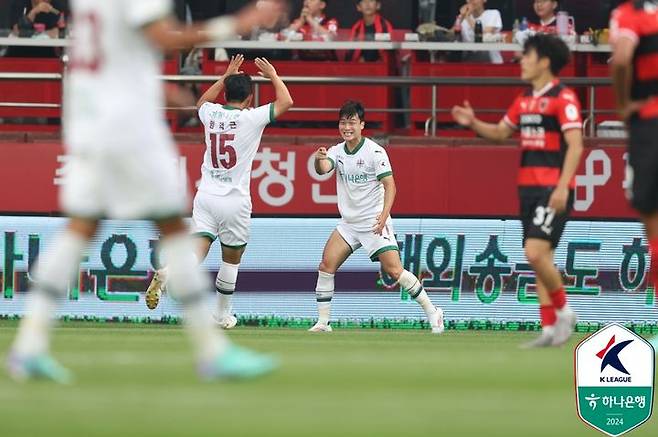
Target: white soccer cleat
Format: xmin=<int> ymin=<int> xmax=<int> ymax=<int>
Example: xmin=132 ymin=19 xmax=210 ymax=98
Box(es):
xmin=429 ymin=307 xmax=445 ymax=334
xmin=521 ymin=330 xmax=555 ymax=349
xmin=145 ymin=270 xmax=166 ymax=310
xmin=214 ymin=314 xmax=238 ymax=330
xmin=551 ymin=307 xmax=577 ymax=346
xmin=308 ymin=322 xmax=333 ymax=332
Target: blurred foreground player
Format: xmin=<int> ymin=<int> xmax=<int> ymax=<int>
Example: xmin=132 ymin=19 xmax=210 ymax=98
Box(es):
xmin=452 ymin=34 xmax=582 ymax=347
xmin=145 ymin=55 xmax=293 ymax=329
xmin=310 ymin=101 xmax=445 ymax=334
xmin=6 ymin=0 xmax=286 ymax=383
xmin=610 ymin=0 xmax=658 ymax=352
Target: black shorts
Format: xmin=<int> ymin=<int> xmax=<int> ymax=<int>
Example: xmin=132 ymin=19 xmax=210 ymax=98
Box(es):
xmin=628 ymin=117 xmax=658 ymax=214
xmin=519 ymin=187 xmax=573 ymax=249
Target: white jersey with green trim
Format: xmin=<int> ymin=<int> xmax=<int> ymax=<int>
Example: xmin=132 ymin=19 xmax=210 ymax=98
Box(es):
xmin=64 ymin=0 xmax=173 ymax=150
xmin=326 ymin=137 xmax=393 ymax=231
xmin=197 ymin=102 xmax=274 ymax=197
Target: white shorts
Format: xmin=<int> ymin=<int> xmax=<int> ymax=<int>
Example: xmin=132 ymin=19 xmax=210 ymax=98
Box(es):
xmin=61 ymin=127 xmax=186 ymax=220
xmin=191 ymin=191 xmax=252 ymax=248
xmin=336 ymin=219 xmax=399 ymax=262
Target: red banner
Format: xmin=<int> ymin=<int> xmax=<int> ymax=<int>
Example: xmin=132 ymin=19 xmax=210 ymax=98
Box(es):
xmin=0 ymin=142 xmax=637 ymax=219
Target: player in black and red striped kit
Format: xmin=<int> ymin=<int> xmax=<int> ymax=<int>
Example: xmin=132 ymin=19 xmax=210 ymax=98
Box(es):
xmin=610 ymin=0 xmax=658 ymax=352
xmin=452 ymin=34 xmax=584 ymax=348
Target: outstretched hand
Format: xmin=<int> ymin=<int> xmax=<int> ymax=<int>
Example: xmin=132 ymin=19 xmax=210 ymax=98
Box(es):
xmin=451 ymin=100 xmax=475 ymax=127
xmin=255 ymin=57 xmax=278 ymax=79
xmin=224 ymin=54 xmax=245 ymax=76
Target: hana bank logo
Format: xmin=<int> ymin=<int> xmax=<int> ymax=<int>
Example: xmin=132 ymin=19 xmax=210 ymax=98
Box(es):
xmin=575 ymin=323 xmax=655 ymax=437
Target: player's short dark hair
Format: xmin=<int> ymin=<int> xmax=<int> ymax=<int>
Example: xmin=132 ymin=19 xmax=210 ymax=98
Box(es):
xmin=355 ymin=0 xmax=381 ymax=4
xmin=523 ymin=34 xmax=571 ymax=76
xmin=225 ymin=74 xmax=253 ymax=102
xmin=339 ymin=100 xmax=365 ymax=121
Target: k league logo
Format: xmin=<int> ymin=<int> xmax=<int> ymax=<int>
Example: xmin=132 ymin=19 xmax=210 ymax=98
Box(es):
xmin=575 ymin=323 xmax=655 ymax=436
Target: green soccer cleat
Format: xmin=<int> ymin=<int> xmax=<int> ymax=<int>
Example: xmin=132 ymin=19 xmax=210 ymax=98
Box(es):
xmin=6 ymin=352 xmax=74 ymax=384
xmin=198 ymin=345 xmax=278 ymax=381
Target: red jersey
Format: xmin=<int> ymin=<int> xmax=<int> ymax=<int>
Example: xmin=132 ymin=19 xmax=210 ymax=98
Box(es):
xmin=610 ymin=0 xmax=658 ymax=119
xmin=297 ymin=15 xmax=338 ymax=40
xmin=529 ymin=20 xmax=557 ymax=34
xmin=503 ymin=80 xmax=583 ymax=190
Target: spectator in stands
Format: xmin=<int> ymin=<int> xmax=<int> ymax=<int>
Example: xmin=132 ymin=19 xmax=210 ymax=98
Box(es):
xmin=454 ymin=0 xmax=503 ymax=63
xmin=282 ymin=0 xmax=339 ymax=60
xmin=284 ymin=0 xmax=338 ymax=40
xmin=348 ymin=0 xmax=393 ymax=62
xmin=6 ymin=0 xmax=65 ymax=57
xmin=529 ymin=0 xmax=559 ymax=33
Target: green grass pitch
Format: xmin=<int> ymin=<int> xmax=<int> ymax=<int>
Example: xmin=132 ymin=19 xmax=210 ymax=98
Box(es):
xmin=0 ymin=321 xmax=656 ymax=436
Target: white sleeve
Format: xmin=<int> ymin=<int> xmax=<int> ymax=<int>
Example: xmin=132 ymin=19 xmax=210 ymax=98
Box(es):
xmin=198 ymin=102 xmax=219 ymax=126
xmin=485 ymin=10 xmax=503 ymax=31
xmin=125 ymin=0 xmax=173 ymax=28
xmin=246 ymin=103 xmax=275 ymax=127
xmin=373 ymin=147 xmax=393 ymax=180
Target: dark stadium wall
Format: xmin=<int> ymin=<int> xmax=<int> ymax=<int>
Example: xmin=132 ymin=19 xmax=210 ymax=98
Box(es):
xmin=1 ymin=0 xmax=10 ymax=32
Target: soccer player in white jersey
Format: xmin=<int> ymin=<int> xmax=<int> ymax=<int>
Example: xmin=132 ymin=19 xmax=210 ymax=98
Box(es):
xmin=145 ymin=54 xmax=293 ymax=329
xmin=6 ymin=0 xmax=286 ymax=383
xmin=309 ymin=101 xmax=445 ymax=333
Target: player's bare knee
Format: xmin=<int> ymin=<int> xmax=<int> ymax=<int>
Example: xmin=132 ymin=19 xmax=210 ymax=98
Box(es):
xmin=318 ymin=261 xmax=337 ymax=275
xmin=384 ymin=265 xmax=403 ymax=281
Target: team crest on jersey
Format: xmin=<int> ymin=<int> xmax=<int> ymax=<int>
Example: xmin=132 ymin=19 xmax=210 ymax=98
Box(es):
xmin=356 ymin=158 xmax=365 ymax=168
xmin=539 ymin=98 xmax=550 ymax=113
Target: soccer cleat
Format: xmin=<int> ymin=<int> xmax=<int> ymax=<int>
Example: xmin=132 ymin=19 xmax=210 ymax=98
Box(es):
xmin=145 ymin=270 xmax=165 ymax=310
xmin=214 ymin=314 xmax=238 ymax=330
xmin=429 ymin=307 xmax=445 ymax=334
xmin=6 ymin=352 xmax=73 ymax=384
xmin=198 ymin=345 xmax=277 ymax=381
xmin=308 ymin=322 xmax=333 ymax=332
xmin=521 ymin=331 xmax=555 ymax=349
xmin=551 ymin=308 xmax=577 ymax=346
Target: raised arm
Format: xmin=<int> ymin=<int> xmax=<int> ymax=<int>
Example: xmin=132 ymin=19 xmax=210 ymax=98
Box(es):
xmin=255 ymin=58 xmax=294 ymax=119
xmin=314 ymin=147 xmax=334 ymax=175
xmin=196 ymin=54 xmax=244 ymax=109
xmin=452 ymin=100 xmax=514 ymax=142
xmin=142 ymin=0 xmax=284 ymax=51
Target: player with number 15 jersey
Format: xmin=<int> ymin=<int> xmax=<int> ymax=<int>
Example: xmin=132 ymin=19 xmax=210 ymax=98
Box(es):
xmin=145 ymin=55 xmax=293 ymax=329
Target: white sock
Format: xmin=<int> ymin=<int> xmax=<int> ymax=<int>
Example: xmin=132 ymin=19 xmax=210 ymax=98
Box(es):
xmin=216 ymin=262 xmax=239 ymax=319
xmin=13 ymin=229 xmax=87 ymax=357
xmin=398 ymin=269 xmax=436 ymax=318
xmin=316 ymin=271 xmax=334 ymax=325
xmin=161 ymin=234 xmax=227 ymax=361
xmin=556 ymin=305 xmax=572 ymax=317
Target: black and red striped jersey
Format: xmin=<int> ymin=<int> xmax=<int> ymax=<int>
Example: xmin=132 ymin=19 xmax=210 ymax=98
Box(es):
xmin=503 ymin=80 xmax=582 ymax=190
xmin=610 ymin=0 xmax=658 ymax=119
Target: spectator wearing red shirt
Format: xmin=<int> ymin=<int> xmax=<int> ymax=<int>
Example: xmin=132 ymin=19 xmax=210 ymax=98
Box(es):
xmin=529 ymin=0 xmax=559 ymax=33
xmin=283 ymin=0 xmax=338 ymax=61
xmin=349 ymin=0 xmax=393 ymax=62
xmin=285 ymin=0 xmax=338 ymax=41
